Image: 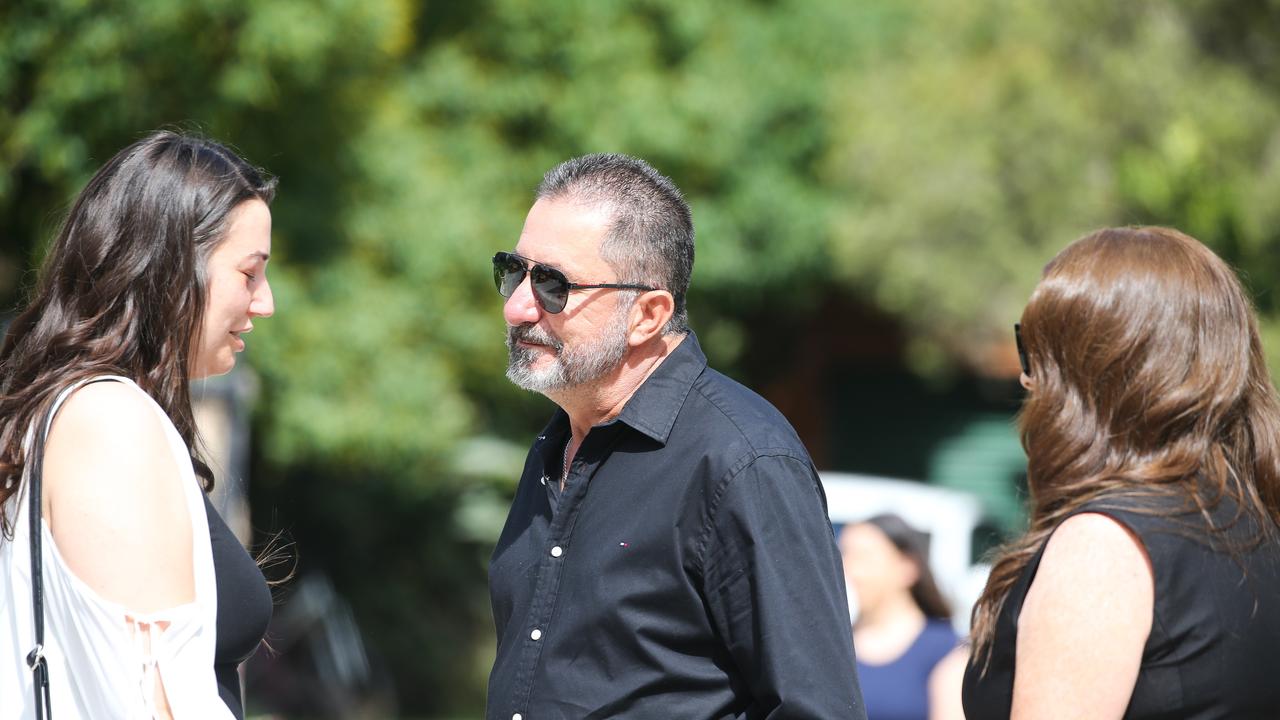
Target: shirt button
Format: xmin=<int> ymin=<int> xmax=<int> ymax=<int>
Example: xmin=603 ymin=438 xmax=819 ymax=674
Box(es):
xmin=530 ymin=628 xmax=542 ymax=641
xmin=513 ymin=714 xmax=523 ymax=720
xmin=550 ymin=546 xmax=563 ymax=558
xmin=540 ymin=475 xmax=547 ymax=486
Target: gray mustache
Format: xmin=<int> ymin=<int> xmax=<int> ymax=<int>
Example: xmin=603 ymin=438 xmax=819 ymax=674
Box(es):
xmin=507 ymin=324 xmax=564 ymax=351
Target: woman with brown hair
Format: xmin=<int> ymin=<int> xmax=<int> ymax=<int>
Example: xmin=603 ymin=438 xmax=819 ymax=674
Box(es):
xmin=0 ymin=130 xmax=276 ymax=718
xmin=962 ymin=226 xmax=1280 ymax=718
xmin=841 ymin=514 xmax=965 ymax=720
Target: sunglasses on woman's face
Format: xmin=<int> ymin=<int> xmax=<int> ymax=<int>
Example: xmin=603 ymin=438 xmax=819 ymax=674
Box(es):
xmin=1014 ymin=323 xmax=1031 ymax=376
xmin=492 ymin=251 xmax=656 ymax=314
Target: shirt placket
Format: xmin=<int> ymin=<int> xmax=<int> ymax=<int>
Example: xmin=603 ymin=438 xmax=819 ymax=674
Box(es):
xmin=508 ymin=426 xmax=619 ymax=719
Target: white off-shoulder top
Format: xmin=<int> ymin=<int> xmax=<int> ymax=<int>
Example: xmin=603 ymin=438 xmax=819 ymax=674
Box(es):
xmin=1 ymin=376 xmax=232 ymax=718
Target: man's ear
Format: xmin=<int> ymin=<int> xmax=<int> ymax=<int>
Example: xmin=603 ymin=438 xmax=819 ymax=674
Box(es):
xmin=628 ymin=290 xmax=675 ymax=346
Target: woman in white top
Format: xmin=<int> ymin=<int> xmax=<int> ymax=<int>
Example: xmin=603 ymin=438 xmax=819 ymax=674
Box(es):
xmin=0 ymin=131 xmax=277 ymax=718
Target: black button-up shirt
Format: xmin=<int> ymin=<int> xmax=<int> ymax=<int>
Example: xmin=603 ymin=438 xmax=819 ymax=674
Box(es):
xmin=488 ymin=333 xmax=865 ymax=719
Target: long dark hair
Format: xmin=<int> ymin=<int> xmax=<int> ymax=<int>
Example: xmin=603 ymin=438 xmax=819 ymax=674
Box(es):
xmin=0 ymin=130 xmax=276 ymax=535
xmin=862 ymin=513 xmax=953 ymax=619
xmin=970 ymin=226 xmax=1280 ymax=668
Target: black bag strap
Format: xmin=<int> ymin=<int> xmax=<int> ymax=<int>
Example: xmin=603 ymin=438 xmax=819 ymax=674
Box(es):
xmin=24 ymin=377 xmax=124 ymax=717
xmin=26 ymin=399 xmax=55 ymax=719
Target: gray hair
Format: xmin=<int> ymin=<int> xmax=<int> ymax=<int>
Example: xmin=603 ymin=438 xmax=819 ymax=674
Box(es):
xmin=536 ymin=153 xmax=694 ymax=335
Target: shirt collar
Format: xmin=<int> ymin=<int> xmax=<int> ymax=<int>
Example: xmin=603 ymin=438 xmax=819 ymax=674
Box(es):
xmin=613 ymin=331 xmax=707 ymax=445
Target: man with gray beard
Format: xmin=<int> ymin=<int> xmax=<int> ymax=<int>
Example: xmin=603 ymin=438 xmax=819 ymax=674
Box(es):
xmin=487 ymin=154 xmax=865 ymax=720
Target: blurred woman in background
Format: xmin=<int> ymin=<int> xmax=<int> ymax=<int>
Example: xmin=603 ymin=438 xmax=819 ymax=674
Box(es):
xmin=963 ymin=226 xmax=1280 ymax=718
xmin=841 ymin=513 xmax=966 ymax=720
xmin=0 ymin=130 xmax=277 ymax=719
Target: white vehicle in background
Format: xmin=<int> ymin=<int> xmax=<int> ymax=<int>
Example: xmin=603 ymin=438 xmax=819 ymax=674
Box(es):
xmin=820 ymin=472 xmax=994 ymax=635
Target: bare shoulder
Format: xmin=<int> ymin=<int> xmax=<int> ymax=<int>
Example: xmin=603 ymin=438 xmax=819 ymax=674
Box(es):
xmin=43 ymin=380 xmax=181 ymax=494
xmin=1034 ymin=512 xmax=1152 ymax=593
xmin=50 ymin=379 xmax=167 ymax=441
xmin=1023 ymin=512 xmax=1154 ymax=636
xmin=928 ymin=645 xmax=969 ymax=720
xmin=1011 ymin=512 xmax=1153 ymax=718
xmin=42 ymin=379 xmax=196 ymax=612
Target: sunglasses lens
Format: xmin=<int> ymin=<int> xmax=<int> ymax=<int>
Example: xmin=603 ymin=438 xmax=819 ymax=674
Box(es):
xmin=530 ymin=265 xmax=569 ymax=313
xmin=493 ymin=253 xmax=525 ymax=298
xmin=1015 ymin=323 xmax=1031 ymax=376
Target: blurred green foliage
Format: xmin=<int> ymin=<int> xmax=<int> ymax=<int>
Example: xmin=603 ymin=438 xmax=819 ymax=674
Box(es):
xmin=4 ymin=0 xmax=1280 ymax=714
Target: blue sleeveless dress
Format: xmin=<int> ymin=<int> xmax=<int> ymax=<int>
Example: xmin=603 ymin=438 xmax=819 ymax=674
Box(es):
xmin=857 ymin=618 xmax=959 ymax=720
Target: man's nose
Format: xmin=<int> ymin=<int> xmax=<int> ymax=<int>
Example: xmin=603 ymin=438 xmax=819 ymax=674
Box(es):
xmin=503 ymin=274 xmax=542 ymax=326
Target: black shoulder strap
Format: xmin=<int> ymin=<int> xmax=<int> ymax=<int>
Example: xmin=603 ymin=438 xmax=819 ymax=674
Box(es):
xmin=25 ymin=377 xmax=126 ymax=718
xmin=27 ymin=398 xmax=54 ymax=719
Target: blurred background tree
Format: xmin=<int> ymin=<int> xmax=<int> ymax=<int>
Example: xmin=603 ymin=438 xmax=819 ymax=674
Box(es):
xmin=3 ymin=0 xmax=1279 ymax=716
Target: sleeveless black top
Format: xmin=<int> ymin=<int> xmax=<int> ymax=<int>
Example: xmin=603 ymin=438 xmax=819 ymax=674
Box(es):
xmin=204 ymin=495 xmax=273 ymax=719
xmin=963 ymin=492 xmax=1280 ymax=719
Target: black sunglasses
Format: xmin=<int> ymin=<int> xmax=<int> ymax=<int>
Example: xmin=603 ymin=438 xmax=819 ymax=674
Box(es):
xmin=1014 ymin=323 xmax=1031 ymax=376
xmin=492 ymin=251 xmax=656 ymax=314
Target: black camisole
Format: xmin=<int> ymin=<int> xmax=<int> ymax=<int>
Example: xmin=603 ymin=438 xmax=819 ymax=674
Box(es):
xmin=962 ymin=491 xmax=1280 ymax=719
xmin=204 ymin=495 xmax=273 ymax=719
